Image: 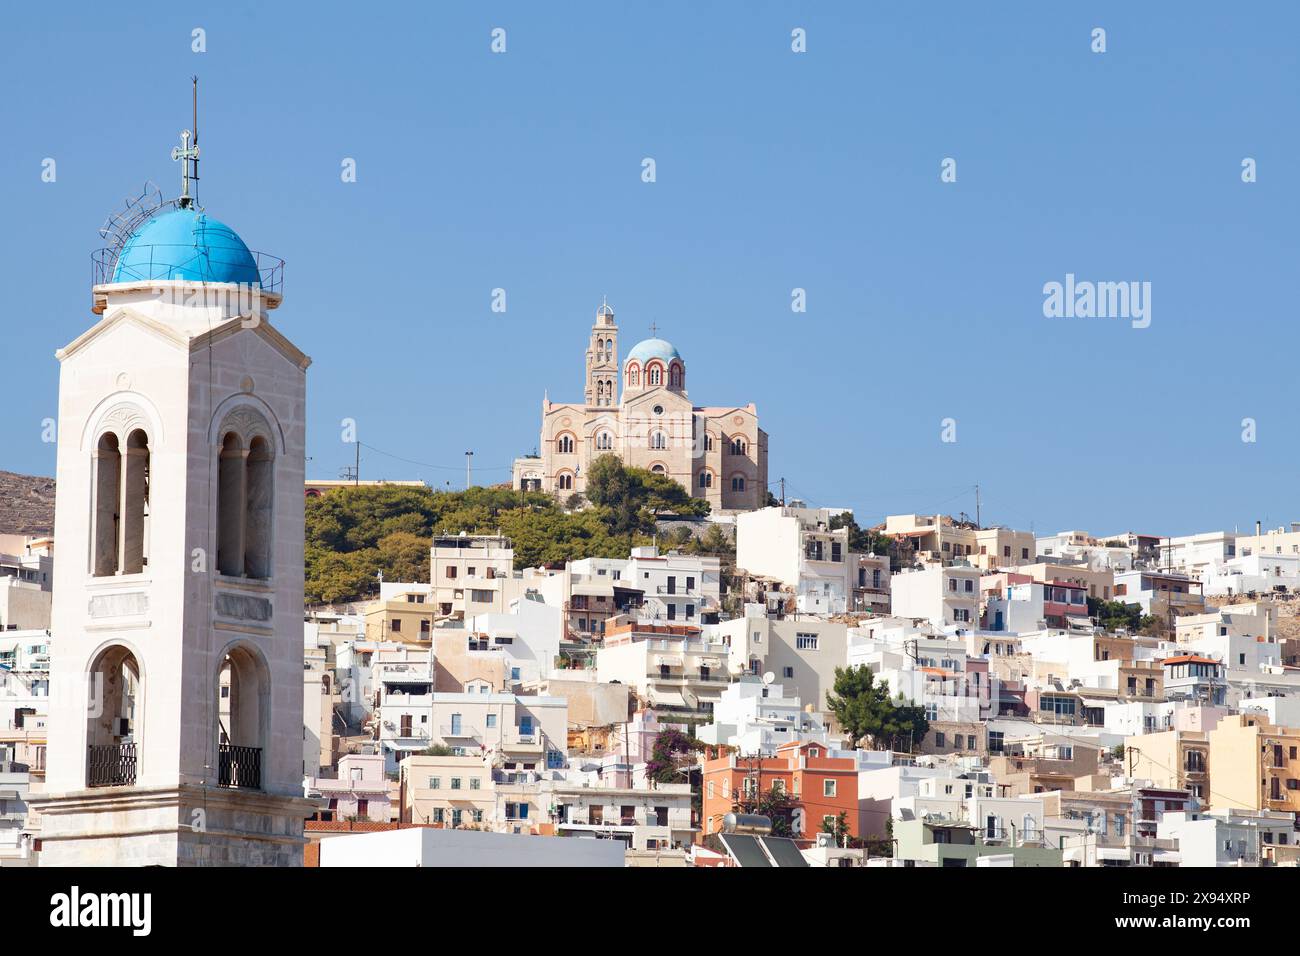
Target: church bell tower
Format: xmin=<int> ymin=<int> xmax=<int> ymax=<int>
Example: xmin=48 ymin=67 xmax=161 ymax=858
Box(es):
xmin=584 ymin=298 xmax=619 ymax=407
xmin=31 ymin=104 xmax=317 ymax=865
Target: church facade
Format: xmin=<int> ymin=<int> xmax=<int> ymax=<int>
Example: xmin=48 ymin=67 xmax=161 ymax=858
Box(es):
xmin=513 ymin=303 xmax=768 ymax=513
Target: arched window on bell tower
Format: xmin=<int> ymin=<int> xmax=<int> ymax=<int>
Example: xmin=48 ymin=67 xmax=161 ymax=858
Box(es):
xmin=218 ymin=433 xmax=247 ymax=577
xmin=217 ymin=423 xmax=277 ymax=580
xmin=90 ymin=426 xmax=150 ymax=577
xmin=121 ymin=429 xmax=150 ymax=574
xmin=245 ymin=436 xmax=274 ymax=579
xmin=92 ymin=433 xmax=121 ymax=576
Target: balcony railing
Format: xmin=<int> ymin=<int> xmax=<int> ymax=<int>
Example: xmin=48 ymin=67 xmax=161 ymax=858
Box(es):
xmin=87 ymin=743 xmax=137 ymax=788
xmin=440 ymin=725 xmax=480 ymax=739
xmin=217 ymin=743 xmax=262 ymax=790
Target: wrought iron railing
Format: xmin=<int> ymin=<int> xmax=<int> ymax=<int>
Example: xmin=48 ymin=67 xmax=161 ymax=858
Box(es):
xmin=91 ymin=247 xmax=285 ymax=294
xmin=87 ymin=743 xmax=137 ymax=787
xmin=217 ymin=743 xmax=262 ymax=790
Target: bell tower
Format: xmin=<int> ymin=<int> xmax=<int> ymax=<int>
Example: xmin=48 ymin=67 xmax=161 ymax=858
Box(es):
xmin=584 ymin=298 xmax=618 ymax=407
xmin=30 ymin=113 xmax=316 ymax=866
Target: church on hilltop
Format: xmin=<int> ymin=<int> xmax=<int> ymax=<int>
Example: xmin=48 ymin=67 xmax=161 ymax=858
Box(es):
xmin=512 ymin=301 xmax=768 ymax=513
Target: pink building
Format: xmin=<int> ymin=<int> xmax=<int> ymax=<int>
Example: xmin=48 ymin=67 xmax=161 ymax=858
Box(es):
xmin=308 ymin=754 xmax=391 ymax=823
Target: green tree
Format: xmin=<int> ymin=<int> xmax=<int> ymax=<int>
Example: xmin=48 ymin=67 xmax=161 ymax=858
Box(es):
xmin=820 ymin=811 xmax=851 ymax=847
xmin=736 ymin=785 xmax=798 ymax=838
xmin=825 ymin=665 xmax=930 ymax=751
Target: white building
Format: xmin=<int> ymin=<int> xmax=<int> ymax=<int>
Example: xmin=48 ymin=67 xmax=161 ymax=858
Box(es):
xmin=596 ymin=623 xmax=732 ymax=716
xmin=318 ymin=824 xmax=626 ymax=867
xmin=890 ymin=565 xmax=981 ymax=631
xmin=694 ymin=679 xmax=839 ymax=755
xmin=736 ymin=506 xmax=868 ymax=615
xmin=708 ymin=611 xmax=849 ymax=715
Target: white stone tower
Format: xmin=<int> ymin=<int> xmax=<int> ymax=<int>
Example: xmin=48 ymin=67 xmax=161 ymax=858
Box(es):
xmin=30 ymin=130 xmax=316 ymax=865
xmin=583 ymin=299 xmax=618 ymax=407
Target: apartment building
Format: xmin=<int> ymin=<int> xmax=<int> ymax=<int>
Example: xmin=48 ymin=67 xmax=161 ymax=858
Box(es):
xmin=1208 ymin=714 xmax=1300 ymax=814
xmin=710 ymin=613 xmax=849 ymax=716
xmin=736 ymin=506 xmax=871 ymax=615
xmin=694 ymin=679 xmax=839 ymax=756
xmin=1015 ymin=561 xmax=1115 ymax=601
xmin=596 ymin=621 xmax=731 ymax=716
xmin=430 ymin=534 xmax=520 ymax=620
xmin=1125 ymin=728 xmax=1211 ymax=803
xmin=890 ymin=565 xmax=981 ymax=630
xmin=884 ymin=514 xmax=979 ymax=566
xmin=701 ymin=740 xmax=860 ymax=844
xmin=972 ymin=527 xmax=1036 ymax=571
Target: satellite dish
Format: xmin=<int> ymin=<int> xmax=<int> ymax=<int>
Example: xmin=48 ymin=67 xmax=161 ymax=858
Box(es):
xmin=762 ymin=671 xmax=775 ymax=686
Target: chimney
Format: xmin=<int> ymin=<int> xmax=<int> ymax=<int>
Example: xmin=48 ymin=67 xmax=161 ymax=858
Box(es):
xmin=1255 ymin=521 xmax=1262 ymax=536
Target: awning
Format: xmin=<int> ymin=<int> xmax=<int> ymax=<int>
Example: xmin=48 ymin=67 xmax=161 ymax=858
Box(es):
xmin=1097 ymin=847 xmax=1130 ymax=861
xmin=699 ymin=658 xmax=721 ymax=668
xmin=573 ymin=582 xmax=615 ymax=597
xmin=1154 ymin=849 xmax=1181 ymax=863
xmin=0 ymin=789 xmax=20 ymax=799
xmin=655 ymin=655 xmax=684 ymax=667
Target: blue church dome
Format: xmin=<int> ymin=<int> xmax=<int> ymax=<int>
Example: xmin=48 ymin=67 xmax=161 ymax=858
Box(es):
xmin=625 ymin=337 xmax=682 ymax=367
xmin=112 ymin=208 xmax=260 ymax=286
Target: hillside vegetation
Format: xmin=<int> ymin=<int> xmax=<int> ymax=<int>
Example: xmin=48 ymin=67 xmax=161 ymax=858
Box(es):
xmin=305 ymin=454 xmax=724 ymax=604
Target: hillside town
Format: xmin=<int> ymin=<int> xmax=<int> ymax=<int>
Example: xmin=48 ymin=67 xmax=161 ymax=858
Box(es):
xmin=2 ymin=300 xmax=1300 ymax=868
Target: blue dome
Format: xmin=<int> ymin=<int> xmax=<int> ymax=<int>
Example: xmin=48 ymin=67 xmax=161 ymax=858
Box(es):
xmin=112 ymin=208 xmax=260 ymax=286
xmin=625 ymin=337 xmax=682 ymax=367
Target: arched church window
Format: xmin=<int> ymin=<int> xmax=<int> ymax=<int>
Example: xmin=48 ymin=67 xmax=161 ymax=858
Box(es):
xmin=605 ymin=338 xmax=613 ymax=356
xmin=705 ymin=434 xmax=714 ymax=452
xmin=699 ymin=471 xmax=713 ymax=489
xmin=596 ymin=381 xmax=605 ymax=404
xmin=651 ymin=464 xmax=665 ymax=475
xmin=731 ymin=475 xmax=746 ymax=492
xmin=648 ymin=364 xmax=662 ymax=386
xmin=558 ymin=472 xmax=574 ymax=490
xmin=669 ymin=363 xmax=682 ymax=388
xmin=730 ymin=438 xmax=747 ymax=456
xmin=650 ymin=431 xmax=668 ymax=450
xmin=596 ymin=432 xmax=613 ymax=450
xmin=628 ymin=364 xmax=640 ymax=387
xmin=92 ymin=433 xmax=122 ymax=576
xmin=557 ymin=434 xmax=575 ymax=455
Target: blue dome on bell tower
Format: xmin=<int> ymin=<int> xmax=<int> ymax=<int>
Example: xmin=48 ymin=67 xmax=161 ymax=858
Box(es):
xmin=111 ymin=208 xmax=261 ymax=286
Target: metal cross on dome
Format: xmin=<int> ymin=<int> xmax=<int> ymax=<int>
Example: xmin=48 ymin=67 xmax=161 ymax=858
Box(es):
xmin=649 ymin=321 xmax=659 ymax=336
xmin=172 ymin=129 xmax=200 ymax=208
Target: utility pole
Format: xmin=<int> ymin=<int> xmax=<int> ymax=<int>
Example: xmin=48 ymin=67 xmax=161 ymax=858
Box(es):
xmin=354 ymin=441 xmax=360 ymax=486
xmin=975 ymin=484 xmax=981 ymax=529
xmin=465 ymin=450 xmax=473 ymax=490
xmin=780 ymin=477 xmax=785 ymax=507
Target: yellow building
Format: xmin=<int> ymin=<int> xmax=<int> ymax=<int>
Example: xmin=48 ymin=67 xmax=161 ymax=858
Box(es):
xmin=1124 ymin=729 xmax=1209 ymax=803
xmin=363 ymin=592 xmax=434 ymax=643
xmin=1208 ymin=714 xmax=1300 ymax=813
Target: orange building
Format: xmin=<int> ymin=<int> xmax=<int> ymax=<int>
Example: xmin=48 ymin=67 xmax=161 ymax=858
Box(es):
xmin=700 ymin=740 xmax=859 ymax=845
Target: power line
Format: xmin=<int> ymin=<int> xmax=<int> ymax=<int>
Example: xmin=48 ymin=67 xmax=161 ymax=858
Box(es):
xmin=355 ymin=441 xmax=513 ymax=474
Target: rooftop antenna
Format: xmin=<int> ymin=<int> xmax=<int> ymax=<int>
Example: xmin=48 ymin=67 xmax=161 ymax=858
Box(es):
xmin=172 ymin=76 xmax=201 ymax=209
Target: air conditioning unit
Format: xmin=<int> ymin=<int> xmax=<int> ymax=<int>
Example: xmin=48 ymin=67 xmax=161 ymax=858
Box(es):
xmin=112 ymin=717 xmax=131 ymax=737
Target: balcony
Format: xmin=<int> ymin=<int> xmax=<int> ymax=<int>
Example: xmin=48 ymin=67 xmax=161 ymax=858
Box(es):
xmin=439 ymin=725 xmax=480 ymax=740
xmin=217 ymin=743 xmax=262 ymax=790
xmin=503 ymin=731 xmax=544 ymax=753
xmin=87 ymin=743 xmax=137 ymax=788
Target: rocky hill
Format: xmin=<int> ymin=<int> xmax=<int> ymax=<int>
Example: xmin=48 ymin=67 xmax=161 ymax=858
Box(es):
xmin=0 ymin=470 xmax=56 ymax=535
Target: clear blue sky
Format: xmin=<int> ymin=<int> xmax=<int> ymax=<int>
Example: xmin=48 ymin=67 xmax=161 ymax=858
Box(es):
xmin=2 ymin=2 xmax=1297 ymax=537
